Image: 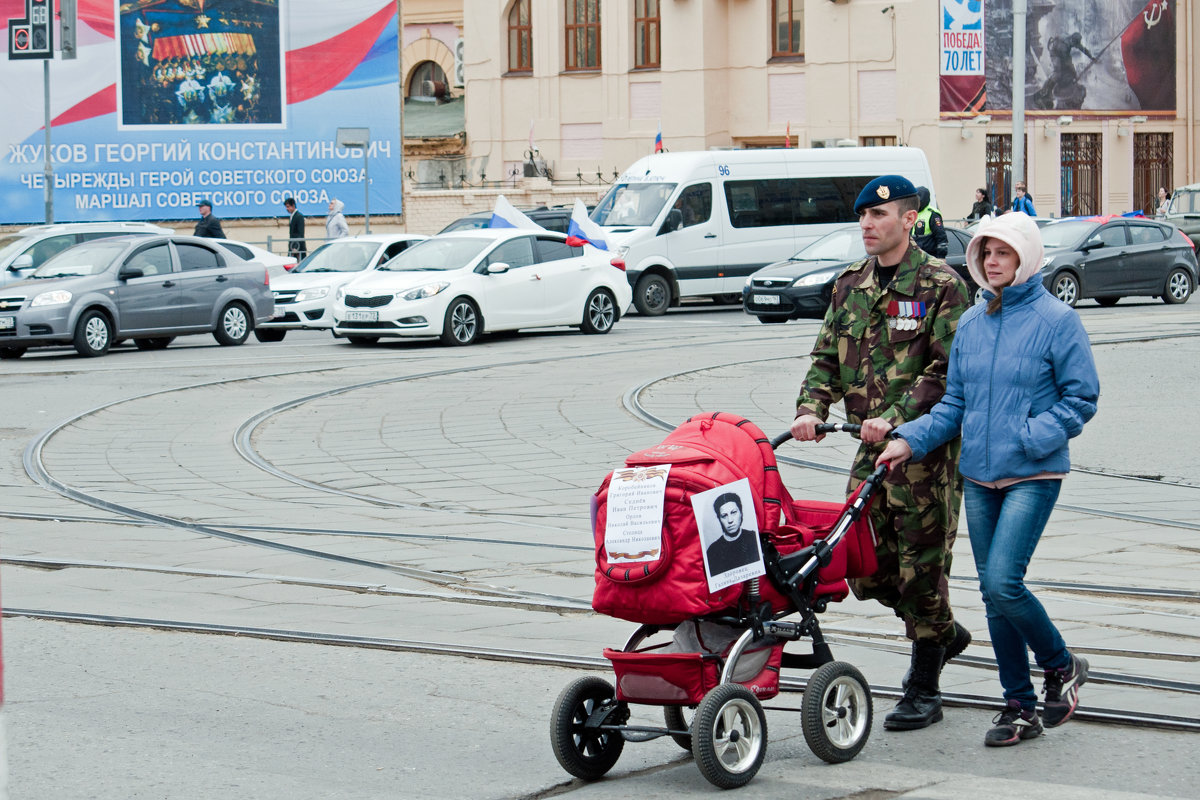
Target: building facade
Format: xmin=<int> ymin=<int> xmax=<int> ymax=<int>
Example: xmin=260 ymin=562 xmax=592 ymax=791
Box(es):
xmin=458 ymin=0 xmax=1198 ymax=220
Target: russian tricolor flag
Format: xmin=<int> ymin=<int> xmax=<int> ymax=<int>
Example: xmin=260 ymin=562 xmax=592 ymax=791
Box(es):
xmin=654 ymin=122 xmax=663 ymax=154
xmin=565 ymin=199 xmax=609 ymax=251
xmin=489 ymin=195 xmax=544 ymax=230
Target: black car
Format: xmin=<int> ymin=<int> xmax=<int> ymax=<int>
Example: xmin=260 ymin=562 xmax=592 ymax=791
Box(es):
xmin=437 ymin=206 xmax=576 ymax=235
xmin=742 ymin=225 xmax=981 ymax=323
xmin=1037 ymin=216 xmax=1197 ymax=307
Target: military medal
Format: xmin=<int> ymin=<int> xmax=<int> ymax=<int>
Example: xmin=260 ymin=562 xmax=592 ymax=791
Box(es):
xmin=887 ymin=300 xmax=926 ymax=330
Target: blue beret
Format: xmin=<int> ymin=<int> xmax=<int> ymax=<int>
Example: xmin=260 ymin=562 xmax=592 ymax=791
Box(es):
xmin=854 ymin=175 xmax=919 ymax=214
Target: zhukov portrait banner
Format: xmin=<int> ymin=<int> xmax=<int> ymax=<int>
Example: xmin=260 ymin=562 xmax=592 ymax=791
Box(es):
xmin=0 ymin=0 xmax=402 ymax=223
xmin=940 ymin=0 xmax=1175 ymax=115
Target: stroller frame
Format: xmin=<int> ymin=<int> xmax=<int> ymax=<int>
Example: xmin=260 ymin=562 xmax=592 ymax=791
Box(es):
xmin=552 ymin=427 xmax=888 ymax=789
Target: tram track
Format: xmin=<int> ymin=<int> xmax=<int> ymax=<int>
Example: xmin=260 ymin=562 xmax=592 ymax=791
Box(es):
xmin=5 ymin=606 xmax=1197 ymax=733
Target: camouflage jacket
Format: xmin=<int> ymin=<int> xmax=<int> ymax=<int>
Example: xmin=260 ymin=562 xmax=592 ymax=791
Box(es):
xmin=797 ymin=243 xmax=970 ymax=485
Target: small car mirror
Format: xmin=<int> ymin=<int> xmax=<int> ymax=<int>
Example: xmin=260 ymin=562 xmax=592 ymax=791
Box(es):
xmin=10 ymin=254 xmax=33 ymax=271
xmin=118 ymin=265 xmax=144 ymax=280
xmin=1081 ymin=238 xmax=1104 ymax=251
xmin=486 ymin=262 xmax=510 ymax=274
xmin=658 ymin=208 xmax=683 ymax=236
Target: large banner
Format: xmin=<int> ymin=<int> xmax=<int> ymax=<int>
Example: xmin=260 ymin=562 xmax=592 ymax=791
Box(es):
xmin=1 ymin=0 xmax=401 ymax=224
xmin=941 ymin=0 xmax=1175 ymax=114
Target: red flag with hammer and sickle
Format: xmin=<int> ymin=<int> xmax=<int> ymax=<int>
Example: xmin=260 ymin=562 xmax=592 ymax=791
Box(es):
xmin=1120 ymin=0 xmax=1175 ymax=110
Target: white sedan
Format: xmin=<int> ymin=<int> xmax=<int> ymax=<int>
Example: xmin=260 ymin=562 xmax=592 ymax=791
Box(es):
xmin=255 ymin=234 xmax=428 ymax=342
xmin=330 ymin=229 xmax=633 ymax=346
xmin=213 ymin=239 xmax=297 ymax=278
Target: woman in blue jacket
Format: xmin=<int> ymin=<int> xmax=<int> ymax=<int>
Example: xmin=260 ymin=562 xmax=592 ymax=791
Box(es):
xmin=876 ymin=211 xmax=1100 ymax=747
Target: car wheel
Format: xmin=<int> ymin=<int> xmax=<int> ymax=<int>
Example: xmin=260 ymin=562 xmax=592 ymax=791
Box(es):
xmin=254 ymin=329 xmax=287 ymax=343
xmin=135 ymin=337 xmax=175 ymax=351
xmin=346 ymin=335 xmax=378 ymax=345
xmin=757 ymin=316 xmax=787 ymax=324
xmin=972 ymin=285 xmax=988 ymax=305
xmin=1051 ymin=272 xmax=1080 ymax=307
xmin=73 ymin=309 xmax=112 ymax=357
xmin=214 ymin=302 xmax=251 ymax=346
xmin=1095 ymin=296 xmax=1121 ymax=307
xmin=0 ymin=346 xmax=27 ymax=359
xmin=581 ymin=288 xmax=617 ymax=334
xmin=440 ymin=297 xmax=480 ymax=346
xmin=633 ymin=273 xmax=670 ymax=316
xmin=1163 ymin=268 xmax=1193 ymax=304
xmin=710 ymin=293 xmax=741 ymax=305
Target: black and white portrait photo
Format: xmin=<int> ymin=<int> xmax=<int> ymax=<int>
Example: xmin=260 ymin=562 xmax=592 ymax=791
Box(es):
xmin=691 ymin=479 xmax=765 ymax=593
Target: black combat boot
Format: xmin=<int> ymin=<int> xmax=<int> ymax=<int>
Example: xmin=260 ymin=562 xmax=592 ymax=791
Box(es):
xmin=885 ymin=639 xmax=946 ymax=731
xmin=902 ymin=621 xmax=972 ymax=689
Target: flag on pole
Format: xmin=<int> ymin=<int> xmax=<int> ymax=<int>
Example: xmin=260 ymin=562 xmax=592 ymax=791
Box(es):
xmin=654 ymin=122 xmax=663 ymax=154
xmin=565 ymin=199 xmax=610 ymax=250
xmin=528 ymin=119 xmax=536 ymax=152
xmin=784 ymin=121 xmax=791 ymax=149
xmin=490 ymin=195 xmax=544 ymax=230
xmin=1120 ymin=0 xmax=1175 ymax=110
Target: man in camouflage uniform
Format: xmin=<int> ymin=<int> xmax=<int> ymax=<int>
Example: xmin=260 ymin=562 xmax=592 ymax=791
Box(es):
xmin=791 ymin=175 xmax=971 ymax=731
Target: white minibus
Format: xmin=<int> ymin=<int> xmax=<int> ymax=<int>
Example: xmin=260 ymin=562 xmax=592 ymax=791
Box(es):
xmin=592 ymin=147 xmax=936 ymax=314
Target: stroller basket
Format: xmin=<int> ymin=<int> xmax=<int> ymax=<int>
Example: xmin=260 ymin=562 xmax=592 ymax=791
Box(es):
xmin=605 ymin=640 xmax=783 ymax=705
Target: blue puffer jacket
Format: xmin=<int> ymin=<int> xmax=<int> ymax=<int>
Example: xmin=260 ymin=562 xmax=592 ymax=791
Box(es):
xmin=896 ymin=279 xmax=1099 ymax=482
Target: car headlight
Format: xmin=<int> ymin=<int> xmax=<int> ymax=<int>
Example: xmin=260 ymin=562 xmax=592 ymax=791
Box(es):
xmin=793 ymin=270 xmax=838 ymax=288
xmin=30 ymin=290 xmax=72 ymax=307
xmin=1041 ymin=256 xmax=1054 ymax=268
xmin=295 ymin=286 xmax=329 ymax=303
xmin=401 ymin=282 xmax=450 ymax=301
xmin=335 ymin=286 xmax=347 ymax=302
xmin=744 ymin=275 xmax=754 ymax=288
xmin=615 ymin=245 xmax=630 ymax=258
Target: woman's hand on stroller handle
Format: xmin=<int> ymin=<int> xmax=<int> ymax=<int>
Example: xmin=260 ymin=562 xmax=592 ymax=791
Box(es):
xmin=875 ymin=436 xmax=913 ymax=469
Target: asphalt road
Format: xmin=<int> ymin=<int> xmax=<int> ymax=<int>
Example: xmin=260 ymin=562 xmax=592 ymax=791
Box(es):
xmin=2 ymin=297 xmax=1199 ymax=799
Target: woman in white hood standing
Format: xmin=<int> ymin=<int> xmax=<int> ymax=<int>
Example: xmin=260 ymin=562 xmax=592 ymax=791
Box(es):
xmin=326 ymin=198 xmax=350 ymax=240
xmin=876 ymin=212 xmax=1100 ymax=747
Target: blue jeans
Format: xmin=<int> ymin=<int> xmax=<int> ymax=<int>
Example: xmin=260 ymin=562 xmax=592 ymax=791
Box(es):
xmin=964 ymin=479 xmax=1071 ymax=708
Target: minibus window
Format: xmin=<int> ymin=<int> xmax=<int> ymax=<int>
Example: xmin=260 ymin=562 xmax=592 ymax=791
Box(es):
xmin=724 ymin=176 xmax=876 ymax=228
xmin=592 ymin=182 xmax=678 ymax=227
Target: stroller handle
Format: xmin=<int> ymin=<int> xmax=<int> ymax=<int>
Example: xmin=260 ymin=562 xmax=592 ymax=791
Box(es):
xmin=770 ymin=423 xmax=861 ymax=450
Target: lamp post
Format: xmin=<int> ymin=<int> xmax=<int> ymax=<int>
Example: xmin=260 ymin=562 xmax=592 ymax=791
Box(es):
xmin=336 ymin=127 xmax=371 ymax=233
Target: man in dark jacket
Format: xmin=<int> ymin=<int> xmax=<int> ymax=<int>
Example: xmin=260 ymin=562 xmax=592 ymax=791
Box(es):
xmin=284 ymin=197 xmax=306 ymax=260
xmin=704 ymin=493 xmax=761 ymax=574
xmin=193 ymin=199 xmax=225 ymax=239
xmin=913 ymin=186 xmax=948 ymax=258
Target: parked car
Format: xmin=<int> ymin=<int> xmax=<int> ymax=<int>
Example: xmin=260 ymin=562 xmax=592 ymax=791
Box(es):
xmin=742 ymin=225 xmax=982 ymax=323
xmin=330 ymin=229 xmax=632 ymax=346
xmin=1159 ymin=183 xmax=1200 ymax=253
xmin=255 ymin=233 xmax=427 ymax=342
xmin=212 ymin=239 xmax=297 ymax=278
xmin=0 ymin=234 xmax=274 ymax=359
xmin=0 ymin=221 xmax=173 ymax=287
xmin=437 ymin=207 xmax=576 ymax=234
xmin=1038 ymin=216 xmax=1198 ymax=307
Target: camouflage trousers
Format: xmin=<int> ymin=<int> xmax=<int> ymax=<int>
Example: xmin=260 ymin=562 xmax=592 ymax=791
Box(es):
xmin=847 ymin=474 xmax=963 ymax=646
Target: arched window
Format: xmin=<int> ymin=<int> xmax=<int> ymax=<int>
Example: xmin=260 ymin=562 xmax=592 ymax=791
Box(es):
xmin=409 ymin=61 xmax=449 ymax=101
xmin=565 ymin=0 xmax=601 ymax=71
xmin=508 ymin=0 xmax=532 ymax=73
xmin=772 ymin=0 xmax=804 ymax=58
xmin=634 ymin=0 xmax=659 ymax=69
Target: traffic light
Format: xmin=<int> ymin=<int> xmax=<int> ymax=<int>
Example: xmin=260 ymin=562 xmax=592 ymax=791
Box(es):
xmin=8 ymin=0 xmax=54 ymax=61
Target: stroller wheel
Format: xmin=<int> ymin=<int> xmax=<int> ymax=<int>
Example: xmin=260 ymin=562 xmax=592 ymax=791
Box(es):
xmin=663 ymin=705 xmax=694 ymax=751
xmin=802 ymin=661 xmax=873 ymax=764
xmin=692 ymin=684 xmax=768 ymax=789
xmin=550 ymin=676 xmax=626 ymax=780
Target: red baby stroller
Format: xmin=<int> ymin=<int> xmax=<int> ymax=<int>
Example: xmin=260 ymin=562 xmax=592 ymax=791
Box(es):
xmin=551 ymin=413 xmax=887 ymax=789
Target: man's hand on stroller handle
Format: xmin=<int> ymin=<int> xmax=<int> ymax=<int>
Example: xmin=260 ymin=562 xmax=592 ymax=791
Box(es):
xmin=859 ymin=418 xmax=894 ymax=444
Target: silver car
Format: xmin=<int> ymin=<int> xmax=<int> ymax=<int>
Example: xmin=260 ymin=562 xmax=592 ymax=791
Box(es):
xmin=0 ymin=235 xmax=274 ymax=359
xmin=0 ymin=221 xmax=173 ymax=287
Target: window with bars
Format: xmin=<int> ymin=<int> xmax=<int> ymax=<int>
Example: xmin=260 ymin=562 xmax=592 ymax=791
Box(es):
xmin=772 ymin=0 xmax=803 ymax=58
xmin=565 ymin=0 xmax=601 ymax=71
xmin=1060 ymin=133 xmax=1102 ymax=217
xmin=634 ymin=0 xmax=659 ymax=69
xmin=985 ymin=133 xmax=1027 ymax=210
xmin=860 ymin=136 xmax=897 ymax=147
xmin=508 ymin=0 xmax=532 ymax=73
xmin=1133 ymin=132 xmax=1173 ymax=216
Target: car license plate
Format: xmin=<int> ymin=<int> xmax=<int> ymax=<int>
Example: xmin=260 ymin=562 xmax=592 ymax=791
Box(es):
xmin=752 ymin=294 xmax=780 ymax=305
xmin=0 ymin=316 xmax=13 ymax=330
xmin=345 ymin=310 xmax=378 ymax=322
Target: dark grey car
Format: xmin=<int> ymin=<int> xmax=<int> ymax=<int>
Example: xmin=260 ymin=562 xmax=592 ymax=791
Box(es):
xmin=0 ymin=235 xmax=275 ymax=359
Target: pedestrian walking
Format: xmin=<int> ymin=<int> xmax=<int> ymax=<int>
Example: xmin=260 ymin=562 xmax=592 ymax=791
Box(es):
xmin=913 ymin=186 xmax=948 ymax=258
xmin=876 ymin=211 xmax=1099 ymax=747
xmin=284 ymin=197 xmax=307 ymax=260
xmin=1011 ymin=182 xmax=1036 ymax=216
xmin=791 ymin=175 xmax=973 ymax=732
xmin=193 ymin=199 xmax=225 ymax=239
xmin=326 ymin=199 xmax=350 ymax=240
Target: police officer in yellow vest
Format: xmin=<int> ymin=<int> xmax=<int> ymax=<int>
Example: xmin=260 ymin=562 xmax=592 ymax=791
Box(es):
xmin=913 ymin=186 xmax=948 ymax=259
